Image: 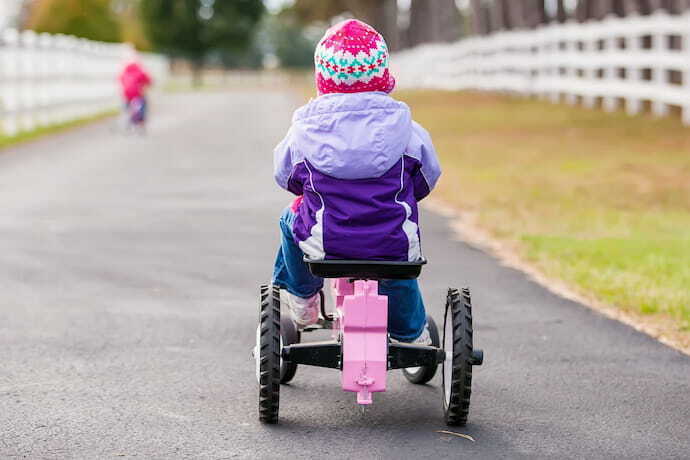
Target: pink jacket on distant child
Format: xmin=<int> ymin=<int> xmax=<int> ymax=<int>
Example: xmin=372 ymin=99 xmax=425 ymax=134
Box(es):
xmin=119 ymin=62 xmax=151 ymax=102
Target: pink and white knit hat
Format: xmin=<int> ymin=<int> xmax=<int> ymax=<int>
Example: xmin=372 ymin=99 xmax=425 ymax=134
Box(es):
xmin=314 ymin=19 xmax=396 ymax=95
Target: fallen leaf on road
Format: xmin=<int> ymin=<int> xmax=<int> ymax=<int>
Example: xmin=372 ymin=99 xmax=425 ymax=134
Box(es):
xmin=436 ymin=430 xmax=476 ymax=442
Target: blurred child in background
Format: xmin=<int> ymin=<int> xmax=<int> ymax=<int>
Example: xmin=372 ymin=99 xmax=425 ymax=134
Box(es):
xmin=118 ymin=45 xmax=152 ymax=134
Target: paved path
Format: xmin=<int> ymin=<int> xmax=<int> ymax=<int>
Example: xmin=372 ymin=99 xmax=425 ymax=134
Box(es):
xmin=1 ymin=91 xmax=688 ymax=459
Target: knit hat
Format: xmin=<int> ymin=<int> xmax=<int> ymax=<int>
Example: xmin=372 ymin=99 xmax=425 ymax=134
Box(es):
xmin=314 ymin=19 xmax=396 ymax=95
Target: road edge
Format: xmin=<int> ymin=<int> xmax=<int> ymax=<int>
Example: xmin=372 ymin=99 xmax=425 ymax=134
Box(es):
xmin=0 ymin=110 xmax=118 ymax=153
xmin=423 ymin=198 xmax=690 ymax=357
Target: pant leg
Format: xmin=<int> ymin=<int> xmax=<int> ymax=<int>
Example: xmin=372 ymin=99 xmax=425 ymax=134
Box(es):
xmin=272 ymin=207 xmax=324 ymax=298
xmin=379 ymin=279 xmax=427 ymax=341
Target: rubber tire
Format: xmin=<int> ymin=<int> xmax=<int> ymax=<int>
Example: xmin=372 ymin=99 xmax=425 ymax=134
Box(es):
xmin=402 ymin=315 xmax=440 ymax=384
xmin=258 ymin=285 xmax=281 ymax=424
xmin=442 ymin=288 xmax=474 ymax=426
xmin=280 ymin=314 xmax=300 ymax=384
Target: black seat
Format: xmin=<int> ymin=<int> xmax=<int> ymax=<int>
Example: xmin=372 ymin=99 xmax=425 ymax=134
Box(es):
xmin=305 ymin=258 xmax=426 ymax=280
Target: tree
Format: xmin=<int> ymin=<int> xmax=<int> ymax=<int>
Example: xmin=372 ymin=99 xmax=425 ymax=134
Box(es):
xmin=407 ymin=0 xmax=461 ymax=46
xmin=505 ymin=1 xmax=527 ymax=29
xmin=112 ymin=0 xmax=151 ymax=50
xmin=290 ymin=0 xmax=400 ymax=50
xmin=140 ymin=0 xmax=264 ymax=82
xmin=470 ymin=0 xmax=490 ymax=35
xmin=524 ymin=0 xmax=547 ymax=26
xmin=265 ymin=12 xmax=320 ymax=68
xmin=290 ymin=0 xmax=349 ymax=24
xmin=575 ymin=0 xmax=596 ymax=21
xmin=26 ymin=0 xmax=120 ymax=42
xmin=434 ymin=0 xmax=462 ymax=42
xmin=351 ymin=0 xmax=400 ymax=50
xmin=556 ymin=0 xmax=568 ymax=22
xmin=490 ymin=0 xmax=510 ymax=30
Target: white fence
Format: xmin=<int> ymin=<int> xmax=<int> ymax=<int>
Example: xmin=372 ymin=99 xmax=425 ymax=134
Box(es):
xmin=394 ymin=11 xmax=690 ymax=124
xmin=0 ymin=29 xmax=169 ymax=137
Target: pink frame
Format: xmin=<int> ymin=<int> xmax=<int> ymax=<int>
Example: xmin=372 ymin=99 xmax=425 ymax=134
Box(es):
xmin=331 ymin=278 xmax=388 ymax=405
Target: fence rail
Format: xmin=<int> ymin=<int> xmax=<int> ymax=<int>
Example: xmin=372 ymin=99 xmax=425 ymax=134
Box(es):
xmin=394 ymin=11 xmax=690 ymax=124
xmin=0 ymin=29 xmax=169 ymax=137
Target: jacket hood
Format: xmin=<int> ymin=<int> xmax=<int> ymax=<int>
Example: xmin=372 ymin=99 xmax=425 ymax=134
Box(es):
xmin=291 ymin=92 xmax=412 ymax=180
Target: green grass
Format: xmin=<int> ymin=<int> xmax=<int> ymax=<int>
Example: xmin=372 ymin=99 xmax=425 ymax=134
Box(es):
xmin=397 ymin=90 xmax=690 ymax=334
xmin=0 ymin=110 xmax=117 ymax=150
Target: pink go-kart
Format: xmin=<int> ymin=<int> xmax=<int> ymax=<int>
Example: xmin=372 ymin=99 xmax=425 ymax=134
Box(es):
xmin=255 ymin=259 xmax=483 ymax=425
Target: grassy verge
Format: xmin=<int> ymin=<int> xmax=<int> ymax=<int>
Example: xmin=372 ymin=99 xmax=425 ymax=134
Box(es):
xmin=397 ymin=90 xmax=690 ymax=340
xmin=0 ymin=110 xmax=117 ymax=151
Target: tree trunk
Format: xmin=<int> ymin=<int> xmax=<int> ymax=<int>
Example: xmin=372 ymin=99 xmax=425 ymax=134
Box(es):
xmin=346 ymin=0 xmax=399 ymax=50
xmin=191 ymin=59 xmax=204 ymax=88
xmin=436 ymin=0 xmax=461 ymax=42
xmin=575 ymin=0 xmax=596 ymax=21
xmin=506 ymin=0 xmax=526 ymax=28
xmin=408 ymin=0 xmax=431 ymax=46
xmin=646 ymin=0 xmax=663 ymax=12
xmin=621 ymin=0 xmax=640 ymax=14
xmin=556 ymin=0 xmax=568 ymax=22
xmin=611 ymin=0 xmax=627 ymax=15
xmin=666 ymin=0 xmax=690 ymax=13
xmin=470 ymin=0 xmax=488 ymax=34
xmin=491 ymin=0 xmax=510 ymax=30
xmin=524 ymin=0 xmax=547 ymax=27
xmin=407 ymin=0 xmax=460 ymax=45
xmin=592 ymin=0 xmax=614 ymax=18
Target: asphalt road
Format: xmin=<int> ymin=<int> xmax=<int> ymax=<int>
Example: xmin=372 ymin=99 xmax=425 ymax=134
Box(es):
xmin=1 ymin=91 xmax=688 ymax=459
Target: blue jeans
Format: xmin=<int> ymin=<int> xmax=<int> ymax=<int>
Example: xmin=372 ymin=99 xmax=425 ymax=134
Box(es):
xmin=272 ymin=207 xmax=426 ymax=341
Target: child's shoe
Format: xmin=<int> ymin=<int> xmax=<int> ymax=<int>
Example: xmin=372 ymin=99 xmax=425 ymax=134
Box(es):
xmin=393 ymin=322 xmax=433 ymax=346
xmin=283 ymin=290 xmax=320 ymax=328
xmin=410 ymin=322 xmax=433 ymax=346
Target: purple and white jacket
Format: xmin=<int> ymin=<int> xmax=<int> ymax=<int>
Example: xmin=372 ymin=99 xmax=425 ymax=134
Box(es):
xmin=273 ymin=92 xmax=441 ymax=262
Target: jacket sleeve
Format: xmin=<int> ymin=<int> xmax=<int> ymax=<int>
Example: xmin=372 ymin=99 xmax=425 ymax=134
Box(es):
xmin=409 ymin=121 xmax=441 ymax=201
xmin=273 ymin=128 xmax=303 ymax=195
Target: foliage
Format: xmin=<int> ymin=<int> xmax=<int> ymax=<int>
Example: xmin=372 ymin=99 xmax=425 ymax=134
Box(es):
xmin=116 ymin=0 xmax=152 ymax=50
xmin=26 ymin=0 xmax=121 ymax=42
xmin=139 ymin=0 xmax=264 ymax=64
xmin=265 ymin=13 xmax=321 ymax=68
xmin=290 ymin=0 xmax=349 ymax=24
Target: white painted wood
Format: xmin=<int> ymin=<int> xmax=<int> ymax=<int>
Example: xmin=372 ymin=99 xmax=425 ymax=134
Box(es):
xmin=393 ymin=10 xmax=690 ymax=125
xmin=0 ymin=29 xmax=169 ymax=137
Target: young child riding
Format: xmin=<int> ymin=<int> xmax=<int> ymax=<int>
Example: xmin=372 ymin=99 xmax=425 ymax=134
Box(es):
xmin=118 ymin=46 xmax=152 ymax=130
xmin=272 ymin=19 xmax=441 ymax=344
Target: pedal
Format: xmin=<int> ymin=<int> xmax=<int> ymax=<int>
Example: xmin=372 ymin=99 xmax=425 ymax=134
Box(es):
xmin=302 ymin=318 xmax=334 ymax=332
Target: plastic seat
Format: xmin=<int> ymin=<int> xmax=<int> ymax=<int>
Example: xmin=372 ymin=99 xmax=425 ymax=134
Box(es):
xmin=305 ymin=258 xmax=426 ymax=280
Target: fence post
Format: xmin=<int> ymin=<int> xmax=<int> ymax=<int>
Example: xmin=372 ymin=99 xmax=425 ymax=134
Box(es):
xmin=19 ymin=29 xmax=38 ymax=132
xmin=37 ymin=33 xmax=53 ymax=127
xmin=540 ymin=28 xmax=559 ymax=103
xmin=582 ymin=30 xmax=596 ymax=109
xmin=651 ymin=12 xmax=669 ymax=117
xmin=1 ymin=29 xmax=20 ymax=136
xmin=626 ymin=15 xmax=642 ymax=117
xmin=602 ymin=16 xmax=618 ymax=112
xmin=564 ymin=27 xmax=578 ymax=106
xmin=682 ymin=12 xmax=690 ymax=125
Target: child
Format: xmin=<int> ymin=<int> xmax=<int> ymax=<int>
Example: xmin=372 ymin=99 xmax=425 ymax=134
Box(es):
xmin=118 ymin=46 xmax=152 ymax=130
xmin=272 ymin=19 xmax=441 ymax=344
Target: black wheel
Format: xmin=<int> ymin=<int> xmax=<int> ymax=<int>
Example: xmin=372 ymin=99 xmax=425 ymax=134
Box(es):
xmin=402 ymin=315 xmax=440 ymax=384
xmin=442 ymin=288 xmax=474 ymax=426
xmin=280 ymin=314 xmax=300 ymax=384
xmin=258 ymin=285 xmax=281 ymax=424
